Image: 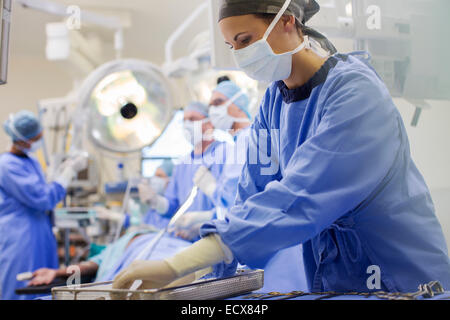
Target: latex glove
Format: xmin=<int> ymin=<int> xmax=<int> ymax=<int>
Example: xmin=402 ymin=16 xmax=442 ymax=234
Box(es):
xmin=138 ymin=181 xmax=158 ymax=206
xmin=111 ymin=235 xmax=232 ymax=300
xmin=152 ymin=195 xmax=169 ymax=214
xmin=170 ymin=210 xmax=214 ymax=231
xmin=53 ymin=153 xmax=88 ymax=188
xmin=69 ymin=153 xmax=89 ymax=172
xmin=165 ymin=234 xmax=233 ymax=278
xmin=172 ymin=222 xmax=203 ymax=241
xmin=28 ymin=268 xmax=58 ymax=286
xmin=138 ymin=181 xmax=169 ymax=214
xmin=111 ymin=260 xmax=177 ymax=300
xmin=193 ymin=166 xmax=217 ymax=198
xmin=53 ymin=166 xmax=76 ymax=189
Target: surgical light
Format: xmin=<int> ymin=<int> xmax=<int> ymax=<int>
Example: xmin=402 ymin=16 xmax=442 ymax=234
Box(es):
xmin=75 ymin=59 xmax=174 ymax=154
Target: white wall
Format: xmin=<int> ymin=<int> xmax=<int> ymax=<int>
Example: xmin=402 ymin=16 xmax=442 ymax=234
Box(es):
xmin=0 ymin=54 xmax=73 ymax=148
xmin=395 ymin=99 xmax=450 ymax=249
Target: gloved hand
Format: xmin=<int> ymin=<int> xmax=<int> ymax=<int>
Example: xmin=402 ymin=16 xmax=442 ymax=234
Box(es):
xmin=193 ymin=166 xmax=217 ymax=198
xmin=138 ymin=180 xmax=157 ymax=205
xmin=170 ymin=210 xmax=214 ymax=231
xmin=165 ymin=234 xmax=233 ymax=276
xmin=111 ymin=260 xmax=177 ymax=300
xmin=172 ymin=222 xmax=203 ymax=241
xmin=53 ymin=166 xmax=76 ymax=189
xmin=69 ymin=153 xmax=89 ymax=172
xmin=111 ymin=235 xmax=233 ymax=300
xmin=52 ymin=153 xmax=88 ymax=189
xmin=138 ymin=180 xmax=169 ymax=214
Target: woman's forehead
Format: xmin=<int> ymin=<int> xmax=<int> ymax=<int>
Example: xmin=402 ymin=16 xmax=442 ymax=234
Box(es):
xmin=219 ymin=15 xmax=265 ymax=38
xmin=184 ymin=110 xmax=206 ymax=120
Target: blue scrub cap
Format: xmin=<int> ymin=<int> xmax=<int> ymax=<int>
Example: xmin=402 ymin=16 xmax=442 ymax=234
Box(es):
xmin=184 ymin=101 xmax=209 ymax=117
xmin=159 ymin=159 xmax=174 ymax=177
xmin=213 ymin=81 xmax=251 ymax=119
xmin=3 ymin=110 xmax=43 ymax=142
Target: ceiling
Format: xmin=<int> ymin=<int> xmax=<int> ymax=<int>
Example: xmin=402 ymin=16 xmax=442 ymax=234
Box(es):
xmin=10 ymin=0 xmax=210 ymax=65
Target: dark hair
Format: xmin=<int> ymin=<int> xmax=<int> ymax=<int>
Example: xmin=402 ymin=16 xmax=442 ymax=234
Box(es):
xmin=217 ymin=76 xmax=231 ymax=84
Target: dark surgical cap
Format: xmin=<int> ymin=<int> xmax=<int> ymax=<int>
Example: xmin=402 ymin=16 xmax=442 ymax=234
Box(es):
xmin=218 ymin=0 xmax=337 ymax=54
xmin=219 ymin=0 xmax=320 ymax=24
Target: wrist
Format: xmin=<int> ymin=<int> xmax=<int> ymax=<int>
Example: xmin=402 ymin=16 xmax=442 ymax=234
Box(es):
xmin=56 ymin=267 xmax=68 ymax=278
xmin=164 ymin=234 xmax=230 ymax=278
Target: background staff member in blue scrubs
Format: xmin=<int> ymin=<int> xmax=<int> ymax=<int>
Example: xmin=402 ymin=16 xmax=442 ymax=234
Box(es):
xmin=139 ymin=102 xmax=226 ymax=241
xmin=112 ymin=0 xmax=450 ymax=294
xmin=0 ymin=111 xmax=87 ymax=299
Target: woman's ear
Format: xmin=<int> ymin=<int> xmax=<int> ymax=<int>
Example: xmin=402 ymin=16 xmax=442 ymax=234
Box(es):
xmin=281 ymin=15 xmax=297 ymax=33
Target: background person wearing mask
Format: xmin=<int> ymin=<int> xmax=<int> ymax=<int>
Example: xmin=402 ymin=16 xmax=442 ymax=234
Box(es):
xmin=138 ymin=102 xmax=226 ymax=242
xmin=172 ymin=80 xmax=252 ymax=239
xmin=0 ymin=111 xmax=88 ymax=300
xmin=112 ymin=0 xmax=450 ymax=295
xmin=141 ymin=159 xmax=174 ymax=229
xmin=193 ymin=80 xmax=252 ymax=212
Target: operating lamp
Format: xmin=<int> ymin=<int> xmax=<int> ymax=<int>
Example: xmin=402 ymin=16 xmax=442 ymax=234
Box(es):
xmin=73 ymin=59 xmax=175 ymax=154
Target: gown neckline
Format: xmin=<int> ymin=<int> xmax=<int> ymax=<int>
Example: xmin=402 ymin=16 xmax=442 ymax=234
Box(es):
xmin=276 ymin=55 xmax=339 ymax=103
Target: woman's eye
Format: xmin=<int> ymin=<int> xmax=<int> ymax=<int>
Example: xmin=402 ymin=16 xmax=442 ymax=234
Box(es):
xmin=240 ymin=37 xmax=251 ymax=45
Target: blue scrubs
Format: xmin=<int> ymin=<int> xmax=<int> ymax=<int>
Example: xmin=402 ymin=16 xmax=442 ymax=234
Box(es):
xmin=210 ymin=128 xmax=251 ymax=212
xmin=0 ymin=152 xmax=65 ymax=300
xmin=211 ymin=127 xmax=308 ymax=292
xmin=202 ymin=53 xmax=450 ymax=293
xmin=144 ymin=141 xmax=226 ymax=233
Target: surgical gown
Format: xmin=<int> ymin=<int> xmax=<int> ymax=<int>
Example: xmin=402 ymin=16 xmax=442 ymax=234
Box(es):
xmin=201 ymin=53 xmax=450 ymax=293
xmin=210 ymin=127 xmax=308 ymax=292
xmin=210 ymin=128 xmax=251 ymax=212
xmin=0 ymin=152 xmax=65 ymax=300
xmin=144 ymin=141 xmax=226 ymax=233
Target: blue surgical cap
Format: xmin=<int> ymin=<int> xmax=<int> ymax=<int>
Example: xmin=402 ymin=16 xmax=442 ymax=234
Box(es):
xmin=184 ymin=101 xmax=209 ymax=117
xmin=159 ymin=159 xmax=174 ymax=177
xmin=213 ymin=81 xmax=251 ymax=119
xmin=3 ymin=110 xmax=42 ymax=142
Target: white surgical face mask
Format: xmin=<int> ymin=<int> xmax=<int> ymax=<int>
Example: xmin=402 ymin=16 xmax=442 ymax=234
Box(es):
xmin=183 ymin=118 xmax=211 ymax=146
xmin=232 ymin=0 xmax=310 ymax=82
xmin=28 ymin=139 xmax=43 ymax=153
xmin=208 ymin=91 xmax=250 ymax=131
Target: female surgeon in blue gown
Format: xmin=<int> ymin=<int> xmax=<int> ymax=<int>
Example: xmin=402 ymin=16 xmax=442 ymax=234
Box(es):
xmin=0 ymin=111 xmax=87 ymax=299
xmin=112 ymin=0 xmax=450 ymax=294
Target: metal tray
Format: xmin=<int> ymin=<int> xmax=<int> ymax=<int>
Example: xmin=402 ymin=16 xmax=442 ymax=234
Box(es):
xmin=52 ymin=269 xmax=264 ymax=300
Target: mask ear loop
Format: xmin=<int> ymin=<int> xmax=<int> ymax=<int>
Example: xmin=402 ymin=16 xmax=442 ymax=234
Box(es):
xmin=223 ymin=90 xmax=246 ymax=109
xmin=262 ymin=0 xmax=292 ymax=41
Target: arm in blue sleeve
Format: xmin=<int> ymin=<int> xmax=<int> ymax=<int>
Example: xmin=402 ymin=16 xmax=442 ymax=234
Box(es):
xmin=206 ymin=72 xmax=403 ymax=268
xmin=161 ymin=166 xmax=180 ymax=218
xmin=1 ymin=161 xmax=66 ymax=212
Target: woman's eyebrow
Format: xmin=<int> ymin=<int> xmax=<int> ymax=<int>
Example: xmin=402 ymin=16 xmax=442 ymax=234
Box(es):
xmin=233 ymin=32 xmax=247 ymax=41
